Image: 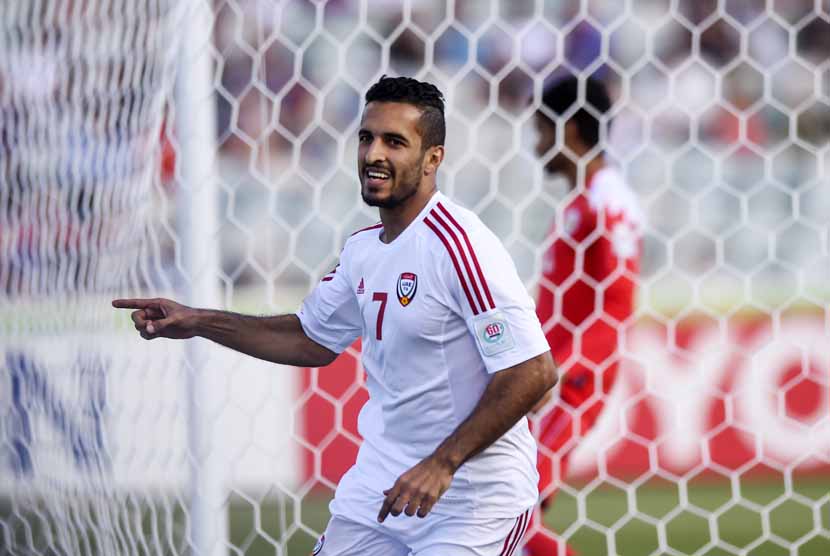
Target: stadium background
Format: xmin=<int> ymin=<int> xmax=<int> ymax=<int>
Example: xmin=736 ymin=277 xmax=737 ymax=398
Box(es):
xmin=1 ymin=0 xmax=829 ymax=555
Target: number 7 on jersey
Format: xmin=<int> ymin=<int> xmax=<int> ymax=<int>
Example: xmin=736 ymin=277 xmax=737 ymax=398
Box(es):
xmin=372 ymin=292 xmax=387 ymax=340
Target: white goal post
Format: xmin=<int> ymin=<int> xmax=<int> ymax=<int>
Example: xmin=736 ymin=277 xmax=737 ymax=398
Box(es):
xmin=2 ymin=1 xmax=829 ymax=555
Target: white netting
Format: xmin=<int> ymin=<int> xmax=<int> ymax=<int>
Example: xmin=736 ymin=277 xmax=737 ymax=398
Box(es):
xmin=0 ymin=0 xmax=190 ymax=554
xmin=2 ymin=0 xmax=830 ymax=555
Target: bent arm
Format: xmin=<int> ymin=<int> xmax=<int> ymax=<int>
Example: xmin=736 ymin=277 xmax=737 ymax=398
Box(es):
xmin=434 ymin=350 xmax=557 ymax=472
xmin=376 ymin=350 xmax=558 ymax=521
xmin=195 ymin=310 xmax=338 ymax=367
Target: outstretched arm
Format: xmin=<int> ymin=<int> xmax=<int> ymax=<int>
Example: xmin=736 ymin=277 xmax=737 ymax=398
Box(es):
xmin=377 ymin=350 xmax=557 ymax=522
xmin=112 ymin=298 xmax=337 ymax=368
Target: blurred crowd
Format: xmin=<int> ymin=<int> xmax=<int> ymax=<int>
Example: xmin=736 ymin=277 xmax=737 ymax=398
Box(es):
xmin=1 ymin=1 xmax=174 ymax=298
xmin=2 ymin=0 xmax=829 ymax=309
xmin=208 ymin=0 xmax=830 ymax=307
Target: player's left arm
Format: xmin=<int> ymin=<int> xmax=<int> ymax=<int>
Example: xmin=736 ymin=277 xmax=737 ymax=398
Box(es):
xmin=377 ymin=351 xmax=556 ymax=522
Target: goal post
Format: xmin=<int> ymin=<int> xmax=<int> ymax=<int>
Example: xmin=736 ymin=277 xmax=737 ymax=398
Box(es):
xmin=173 ymin=1 xmax=227 ymax=555
xmin=3 ymin=1 xmax=830 ymax=555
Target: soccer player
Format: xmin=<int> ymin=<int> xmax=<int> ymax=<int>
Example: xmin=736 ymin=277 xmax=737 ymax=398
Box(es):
xmin=522 ymin=76 xmax=643 ymax=556
xmin=113 ymin=76 xmax=557 ymax=556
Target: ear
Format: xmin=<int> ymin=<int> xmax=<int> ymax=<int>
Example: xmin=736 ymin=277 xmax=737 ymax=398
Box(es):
xmin=423 ymin=145 xmax=445 ymax=176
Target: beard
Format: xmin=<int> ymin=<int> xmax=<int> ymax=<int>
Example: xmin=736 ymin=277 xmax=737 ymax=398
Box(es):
xmin=360 ymin=159 xmax=424 ymax=209
xmin=362 ymin=179 xmax=419 ymax=208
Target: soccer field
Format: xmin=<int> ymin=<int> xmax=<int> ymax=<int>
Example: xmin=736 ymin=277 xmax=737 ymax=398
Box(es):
xmin=2 ymin=476 xmax=828 ymax=554
xmin=225 ymin=476 xmax=830 ymax=555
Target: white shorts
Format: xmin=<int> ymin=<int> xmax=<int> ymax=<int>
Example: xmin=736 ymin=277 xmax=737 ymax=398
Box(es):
xmin=312 ymin=508 xmax=531 ymax=556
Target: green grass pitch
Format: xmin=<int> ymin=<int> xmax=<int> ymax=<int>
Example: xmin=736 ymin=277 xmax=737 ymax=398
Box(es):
xmin=2 ymin=476 xmax=827 ymax=554
xmin=227 ymin=476 xmax=830 ymax=555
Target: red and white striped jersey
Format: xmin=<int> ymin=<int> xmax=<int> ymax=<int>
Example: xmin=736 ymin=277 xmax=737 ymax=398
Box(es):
xmin=298 ymin=191 xmax=549 ymax=525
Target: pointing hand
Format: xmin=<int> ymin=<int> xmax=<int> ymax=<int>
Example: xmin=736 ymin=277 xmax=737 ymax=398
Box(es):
xmin=112 ymin=298 xmax=199 ymax=340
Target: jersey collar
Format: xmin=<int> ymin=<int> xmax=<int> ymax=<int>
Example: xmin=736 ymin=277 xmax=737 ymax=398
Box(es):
xmin=377 ymin=190 xmax=442 ymax=247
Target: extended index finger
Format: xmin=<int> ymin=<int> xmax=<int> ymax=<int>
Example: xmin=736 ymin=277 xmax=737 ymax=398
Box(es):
xmin=112 ymin=298 xmax=155 ymax=310
xmin=377 ymin=484 xmax=401 ymax=523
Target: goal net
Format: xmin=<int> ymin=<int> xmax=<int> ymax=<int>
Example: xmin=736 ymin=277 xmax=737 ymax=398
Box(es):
xmin=2 ymin=0 xmax=829 ymax=555
xmin=1 ymin=0 xmax=193 ymax=554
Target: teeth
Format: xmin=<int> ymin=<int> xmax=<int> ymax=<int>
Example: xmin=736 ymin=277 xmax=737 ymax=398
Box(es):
xmin=367 ymin=171 xmax=389 ymax=179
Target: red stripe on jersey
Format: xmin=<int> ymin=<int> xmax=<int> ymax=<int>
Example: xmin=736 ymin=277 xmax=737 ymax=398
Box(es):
xmin=500 ymin=513 xmax=523 ymax=556
xmin=424 ymin=216 xmax=480 ymax=315
xmin=430 ymin=208 xmax=487 ymax=314
xmin=520 ymin=511 xmax=530 ymax=550
xmin=350 ymin=222 xmax=383 ymax=236
xmin=321 ymin=264 xmax=339 ymax=282
xmin=436 ymin=202 xmax=496 ymax=310
xmin=506 ymin=510 xmax=529 ymax=555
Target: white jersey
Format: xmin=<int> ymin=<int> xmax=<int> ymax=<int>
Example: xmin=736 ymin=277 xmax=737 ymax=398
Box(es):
xmin=297 ymin=191 xmax=549 ymax=525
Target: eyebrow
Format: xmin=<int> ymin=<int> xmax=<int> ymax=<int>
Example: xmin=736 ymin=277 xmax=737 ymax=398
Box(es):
xmin=359 ymin=129 xmax=411 ymax=145
xmin=383 ymin=132 xmax=409 ymax=144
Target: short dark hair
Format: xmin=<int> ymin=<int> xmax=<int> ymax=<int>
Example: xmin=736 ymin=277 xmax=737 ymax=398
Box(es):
xmin=539 ymin=76 xmax=611 ymax=148
xmin=365 ymin=75 xmax=446 ymax=149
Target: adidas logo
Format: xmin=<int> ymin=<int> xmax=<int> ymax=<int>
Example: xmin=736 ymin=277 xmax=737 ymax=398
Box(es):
xmin=357 ymin=278 xmax=365 ymax=294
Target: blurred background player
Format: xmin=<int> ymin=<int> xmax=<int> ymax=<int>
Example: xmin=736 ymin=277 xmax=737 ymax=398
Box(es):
xmin=522 ymin=76 xmax=644 ymax=556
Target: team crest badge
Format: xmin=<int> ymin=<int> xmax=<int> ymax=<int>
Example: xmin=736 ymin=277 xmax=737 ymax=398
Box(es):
xmin=396 ymin=272 xmax=418 ymax=306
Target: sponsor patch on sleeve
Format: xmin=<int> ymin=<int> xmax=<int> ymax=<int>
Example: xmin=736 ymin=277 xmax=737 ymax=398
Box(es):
xmin=472 ymin=310 xmax=515 ymax=356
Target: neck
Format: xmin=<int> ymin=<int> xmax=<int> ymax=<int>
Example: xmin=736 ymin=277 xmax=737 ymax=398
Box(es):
xmin=379 ymin=183 xmax=436 ymax=243
xmin=567 ymin=154 xmax=605 ymax=191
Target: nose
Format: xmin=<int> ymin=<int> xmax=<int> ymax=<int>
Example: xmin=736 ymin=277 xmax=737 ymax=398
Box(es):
xmin=364 ymin=138 xmax=387 ymax=165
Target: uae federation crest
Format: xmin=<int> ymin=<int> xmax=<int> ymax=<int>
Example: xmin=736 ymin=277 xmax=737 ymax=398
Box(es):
xmin=396 ymin=272 xmax=418 ymax=306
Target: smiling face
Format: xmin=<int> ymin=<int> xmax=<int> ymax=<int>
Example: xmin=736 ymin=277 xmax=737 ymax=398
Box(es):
xmin=358 ymin=101 xmax=435 ymax=209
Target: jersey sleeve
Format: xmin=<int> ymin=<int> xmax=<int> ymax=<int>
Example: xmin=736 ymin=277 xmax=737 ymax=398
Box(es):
xmin=428 ymin=209 xmax=550 ymax=374
xmin=296 ymin=253 xmax=362 ymax=355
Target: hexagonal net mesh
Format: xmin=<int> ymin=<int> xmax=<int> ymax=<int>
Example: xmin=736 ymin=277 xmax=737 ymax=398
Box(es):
xmin=2 ymin=0 xmax=830 ymax=555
